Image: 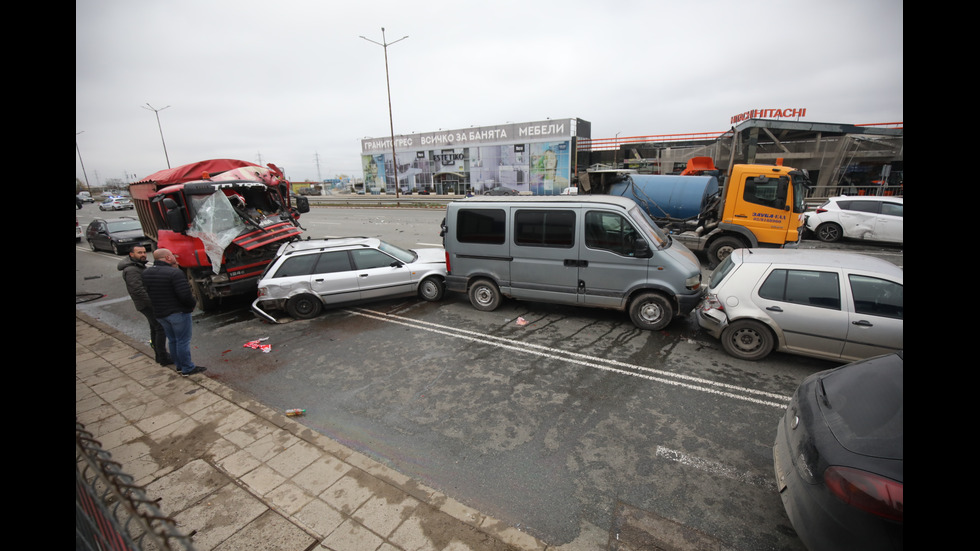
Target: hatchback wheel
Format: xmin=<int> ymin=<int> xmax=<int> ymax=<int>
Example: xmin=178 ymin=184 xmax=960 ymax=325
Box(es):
xmin=721 ymin=319 xmax=774 ymax=361
xmin=286 ymin=293 xmax=323 ymax=319
xmin=816 ymin=222 xmax=842 ymax=243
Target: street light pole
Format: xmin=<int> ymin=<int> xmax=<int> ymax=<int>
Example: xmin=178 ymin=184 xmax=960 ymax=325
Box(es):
xmin=360 ymin=28 xmax=408 ymax=198
xmin=76 ymin=131 xmax=92 ymax=193
xmin=142 ymin=103 xmax=171 ymax=169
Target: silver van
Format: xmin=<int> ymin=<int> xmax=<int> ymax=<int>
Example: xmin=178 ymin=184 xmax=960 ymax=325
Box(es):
xmin=440 ymin=195 xmax=703 ymax=330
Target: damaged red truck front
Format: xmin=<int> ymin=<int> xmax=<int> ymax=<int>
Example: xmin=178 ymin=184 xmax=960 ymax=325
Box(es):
xmin=129 ymin=159 xmax=310 ymax=311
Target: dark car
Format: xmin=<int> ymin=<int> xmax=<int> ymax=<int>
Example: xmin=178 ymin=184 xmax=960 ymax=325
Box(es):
xmin=484 ymin=186 xmax=519 ymax=196
xmin=774 ymin=351 xmax=903 ymax=551
xmin=85 ymin=217 xmax=153 ymax=255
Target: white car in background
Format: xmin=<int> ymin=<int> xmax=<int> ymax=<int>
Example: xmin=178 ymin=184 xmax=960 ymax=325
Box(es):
xmin=805 ymin=196 xmax=903 ymax=244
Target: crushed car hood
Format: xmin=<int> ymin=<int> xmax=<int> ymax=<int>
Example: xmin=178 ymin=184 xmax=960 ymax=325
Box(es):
xmin=412 ymin=248 xmax=447 ymax=264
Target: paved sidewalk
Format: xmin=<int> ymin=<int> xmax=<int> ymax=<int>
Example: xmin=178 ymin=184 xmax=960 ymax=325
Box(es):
xmin=75 ymin=311 xmax=549 ymax=551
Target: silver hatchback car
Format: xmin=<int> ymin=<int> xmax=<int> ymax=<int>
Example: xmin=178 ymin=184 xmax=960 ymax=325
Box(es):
xmin=697 ymin=249 xmax=902 ymax=362
xmin=252 ymin=237 xmax=447 ymax=323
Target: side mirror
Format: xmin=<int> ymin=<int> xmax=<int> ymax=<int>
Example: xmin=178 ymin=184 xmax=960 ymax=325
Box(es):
xmin=293 ymin=195 xmax=310 ymax=214
xmin=633 ymin=238 xmax=652 ymax=258
xmin=162 ymin=198 xmax=187 ymax=232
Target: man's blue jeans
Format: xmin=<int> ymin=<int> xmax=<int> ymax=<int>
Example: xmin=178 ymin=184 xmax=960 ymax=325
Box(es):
xmin=158 ymin=312 xmax=196 ymax=374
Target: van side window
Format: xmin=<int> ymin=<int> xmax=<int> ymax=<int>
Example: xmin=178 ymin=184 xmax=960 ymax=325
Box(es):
xmin=514 ymin=210 xmax=575 ymax=248
xmin=585 ymin=211 xmax=641 ymax=256
xmin=849 ymin=274 xmax=903 ymax=319
xmin=457 ymin=209 xmax=506 ymax=244
xmin=758 ymin=269 xmax=841 ymax=310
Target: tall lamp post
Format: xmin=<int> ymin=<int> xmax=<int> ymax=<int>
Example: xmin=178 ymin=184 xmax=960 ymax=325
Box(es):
xmin=76 ymin=131 xmax=92 ymax=193
xmin=142 ymin=103 xmax=171 ymax=169
xmin=360 ymin=28 xmax=408 ymax=198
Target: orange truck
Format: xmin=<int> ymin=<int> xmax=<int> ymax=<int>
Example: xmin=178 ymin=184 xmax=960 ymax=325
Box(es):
xmin=586 ymin=157 xmax=811 ymax=266
xmin=129 ymin=159 xmax=310 ymax=310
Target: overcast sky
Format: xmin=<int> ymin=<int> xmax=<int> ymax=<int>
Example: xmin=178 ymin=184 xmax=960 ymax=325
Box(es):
xmin=76 ymin=0 xmax=903 ymax=185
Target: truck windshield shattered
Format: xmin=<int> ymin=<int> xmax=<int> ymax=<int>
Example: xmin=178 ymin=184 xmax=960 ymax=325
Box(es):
xmin=129 ymin=159 xmax=310 ymax=311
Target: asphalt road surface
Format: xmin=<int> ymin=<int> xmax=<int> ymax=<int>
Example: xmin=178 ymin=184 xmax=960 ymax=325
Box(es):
xmin=76 ymin=204 xmax=903 ymax=550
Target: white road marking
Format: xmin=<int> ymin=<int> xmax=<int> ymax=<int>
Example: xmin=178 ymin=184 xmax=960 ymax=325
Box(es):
xmin=347 ymin=308 xmax=791 ymax=409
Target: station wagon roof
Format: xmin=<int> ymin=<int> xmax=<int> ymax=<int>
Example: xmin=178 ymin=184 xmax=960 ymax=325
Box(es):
xmin=278 ymin=237 xmax=377 ymax=255
xmin=452 ymin=195 xmax=640 ymax=209
xmin=730 ymin=248 xmax=903 ymax=278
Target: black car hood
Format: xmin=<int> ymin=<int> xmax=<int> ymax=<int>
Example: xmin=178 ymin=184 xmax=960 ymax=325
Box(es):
xmin=111 ymin=229 xmax=148 ymax=240
xmin=818 ymin=353 xmax=903 ymax=460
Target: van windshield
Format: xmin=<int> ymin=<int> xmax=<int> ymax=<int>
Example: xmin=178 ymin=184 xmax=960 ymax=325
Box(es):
xmin=629 ymin=205 xmax=668 ymax=247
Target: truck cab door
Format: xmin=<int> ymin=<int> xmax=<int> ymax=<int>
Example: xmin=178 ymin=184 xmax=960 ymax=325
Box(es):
xmin=728 ymin=174 xmax=795 ymax=246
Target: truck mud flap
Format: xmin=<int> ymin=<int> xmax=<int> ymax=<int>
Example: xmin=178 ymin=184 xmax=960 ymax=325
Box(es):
xmin=233 ymin=221 xmax=303 ymax=251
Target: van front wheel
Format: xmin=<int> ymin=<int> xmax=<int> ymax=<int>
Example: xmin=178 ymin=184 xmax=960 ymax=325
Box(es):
xmin=629 ymin=292 xmax=674 ymax=331
xmin=468 ymin=279 xmax=501 ymax=311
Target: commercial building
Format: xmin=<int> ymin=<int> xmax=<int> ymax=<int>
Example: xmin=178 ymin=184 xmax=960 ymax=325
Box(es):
xmin=360 ymin=118 xmax=590 ymax=195
xmin=360 ymin=117 xmax=903 ymax=198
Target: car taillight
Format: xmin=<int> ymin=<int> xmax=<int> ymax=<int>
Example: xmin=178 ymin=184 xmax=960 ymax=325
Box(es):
xmin=815 ymin=207 xmax=829 ymax=214
xmin=701 ymin=294 xmax=723 ymax=311
xmin=824 ymin=466 xmax=903 ymax=522
xmin=445 ymin=251 xmax=451 ymax=274
xmin=256 ymin=287 xmax=267 ymax=298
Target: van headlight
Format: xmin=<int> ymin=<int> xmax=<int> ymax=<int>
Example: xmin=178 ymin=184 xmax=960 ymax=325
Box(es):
xmin=685 ymin=273 xmax=702 ymax=291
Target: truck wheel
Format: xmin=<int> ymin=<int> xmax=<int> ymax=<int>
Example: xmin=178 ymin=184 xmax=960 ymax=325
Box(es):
xmin=628 ymin=292 xmax=674 ymax=331
xmin=706 ymin=236 xmax=745 ymax=268
xmin=185 ymin=269 xmax=219 ymax=312
xmin=286 ymin=293 xmax=323 ymax=319
xmin=418 ymin=276 xmax=445 ymax=302
xmin=468 ymin=279 xmax=501 ymax=311
xmin=815 ymin=222 xmax=842 ymax=243
xmin=721 ymin=319 xmax=774 ymax=361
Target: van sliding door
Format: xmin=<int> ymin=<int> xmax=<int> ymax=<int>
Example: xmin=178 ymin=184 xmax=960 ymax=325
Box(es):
xmin=509 ymin=208 xmax=581 ymax=304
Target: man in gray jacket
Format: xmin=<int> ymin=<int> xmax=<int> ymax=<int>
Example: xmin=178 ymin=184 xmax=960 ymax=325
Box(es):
xmin=118 ymin=245 xmax=171 ymax=366
xmin=142 ymin=248 xmax=206 ymax=377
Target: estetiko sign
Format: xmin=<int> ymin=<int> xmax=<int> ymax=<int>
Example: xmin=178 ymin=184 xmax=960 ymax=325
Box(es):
xmin=731 ymin=108 xmax=807 ymax=125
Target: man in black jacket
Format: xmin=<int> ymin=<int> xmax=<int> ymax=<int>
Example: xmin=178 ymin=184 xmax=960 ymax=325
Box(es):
xmin=142 ymin=248 xmax=206 ymax=377
xmin=118 ymin=245 xmax=171 ymax=366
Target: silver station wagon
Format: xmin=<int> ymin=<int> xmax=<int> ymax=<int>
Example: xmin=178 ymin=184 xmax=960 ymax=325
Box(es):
xmin=252 ymin=237 xmax=447 ymax=323
xmin=697 ymin=249 xmax=903 ymax=362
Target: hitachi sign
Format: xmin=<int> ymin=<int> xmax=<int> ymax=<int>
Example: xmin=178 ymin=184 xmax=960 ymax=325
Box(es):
xmin=731 ymin=108 xmax=807 ymax=124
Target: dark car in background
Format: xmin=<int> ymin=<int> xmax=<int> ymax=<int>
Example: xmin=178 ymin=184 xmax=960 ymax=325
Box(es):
xmin=484 ymin=186 xmax=519 ymax=196
xmin=774 ymin=351 xmax=903 ymax=551
xmin=85 ymin=217 xmax=153 ymax=255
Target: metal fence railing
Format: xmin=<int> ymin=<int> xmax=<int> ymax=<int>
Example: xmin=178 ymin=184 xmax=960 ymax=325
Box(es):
xmin=76 ymin=421 xmax=196 ymax=551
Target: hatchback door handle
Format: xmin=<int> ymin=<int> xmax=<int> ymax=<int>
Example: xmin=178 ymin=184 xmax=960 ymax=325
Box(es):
xmin=852 ymin=320 xmax=873 ymax=327
xmin=766 ymin=306 xmax=783 ymax=312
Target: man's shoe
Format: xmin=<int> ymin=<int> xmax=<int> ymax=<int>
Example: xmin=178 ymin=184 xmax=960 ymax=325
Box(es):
xmin=159 ymin=356 xmax=174 ymax=367
xmin=181 ymin=366 xmax=207 ymax=377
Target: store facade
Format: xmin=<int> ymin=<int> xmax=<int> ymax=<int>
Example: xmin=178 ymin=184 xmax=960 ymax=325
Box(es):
xmin=360 ymin=118 xmax=590 ymax=195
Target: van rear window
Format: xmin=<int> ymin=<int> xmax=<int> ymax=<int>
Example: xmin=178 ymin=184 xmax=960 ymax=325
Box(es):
xmin=457 ymin=209 xmax=506 ymax=244
xmin=514 ymin=210 xmax=575 ymax=248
